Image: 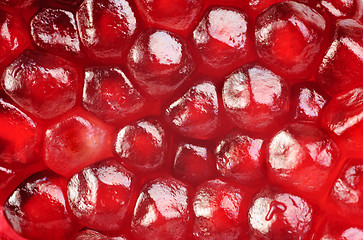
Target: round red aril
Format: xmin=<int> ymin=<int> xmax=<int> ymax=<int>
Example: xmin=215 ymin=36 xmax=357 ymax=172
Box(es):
xmin=71 ymin=229 xmax=128 ymax=240
xmin=216 ymin=132 xmax=265 ymax=183
xmin=319 ymin=0 xmax=361 ymax=19
xmin=127 ymin=28 xmax=194 ymax=99
xmin=3 ymin=171 xmax=80 ymax=240
xmin=44 ymin=111 xmax=113 ymax=177
xmin=165 ymin=81 xmax=220 ymax=140
xmin=173 ymin=142 xmax=216 ymax=184
xmin=131 ymin=177 xmax=190 ymax=240
xmin=193 ymin=179 xmax=252 ymax=240
xmin=115 ymin=119 xmax=168 ymax=171
xmin=317 ymin=19 xmax=363 ymax=95
xmin=0 ymin=99 xmax=41 ymax=167
xmin=255 ymin=1 xmax=326 ymax=80
xmin=315 ymin=217 xmax=363 ymax=239
xmin=248 ymin=0 xmax=312 ymax=15
xmin=248 ymin=188 xmax=314 ymax=240
xmin=192 ymin=7 xmax=253 ymax=75
xmin=290 ymin=82 xmax=329 ymax=122
xmin=268 ymin=122 xmax=340 ymax=199
xmin=135 ymin=0 xmax=204 ymax=35
xmin=0 ymin=205 xmax=27 ymax=240
xmin=1 ymin=50 xmax=79 ymax=119
xmin=67 ymin=159 xmax=134 ymax=232
xmin=82 ymin=66 xmax=146 ymax=124
xmin=322 ymin=87 xmax=363 ymax=158
xmin=0 ymin=10 xmax=30 ymax=67
xmin=30 ymin=8 xmax=80 ymax=55
xmin=76 ymin=0 xmax=137 ymax=60
xmin=222 ymin=64 xmax=290 ymax=133
xmin=329 ymin=158 xmax=363 ymax=224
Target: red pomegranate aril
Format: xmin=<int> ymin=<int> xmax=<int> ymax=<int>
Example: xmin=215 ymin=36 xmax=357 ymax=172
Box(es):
xmin=76 ymin=0 xmax=137 ymax=60
xmin=3 ymin=171 xmax=80 ymax=240
xmin=193 ymin=179 xmax=252 ymax=240
xmin=329 ymin=158 xmax=363 ymax=224
xmin=131 ymin=177 xmax=190 ymax=240
xmin=165 ymin=81 xmax=220 ymax=140
xmin=268 ymin=122 xmax=340 ymax=199
xmin=248 ymin=188 xmax=314 ymax=240
xmin=0 ymin=205 xmax=27 ymax=240
xmin=0 ymin=99 xmax=41 ymax=167
xmin=315 ymin=217 xmax=363 ymax=239
xmin=0 ymin=10 xmax=30 ymax=67
xmin=319 ymin=0 xmax=360 ymax=19
xmin=290 ymin=82 xmax=329 ymax=122
xmin=72 ymin=229 xmax=128 ymax=240
xmin=30 ymin=8 xmax=80 ymax=55
xmin=322 ymin=87 xmax=363 ymax=157
xmin=192 ymin=7 xmax=253 ymax=76
xmin=317 ymin=19 xmax=363 ymax=95
xmin=115 ymin=119 xmax=168 ymax=171
xmin=44 ymin=111 xmax=113 ymax=177
xmin=222 ymin=64 xmax=290 ymax=133
xmin=255 ymin=1 xmax=326 ymax=80
xmin=67 ymin=159 xmax=134 ymax=232
xmin=82 ymin=66 xmax=146 ymax=124
xmin=173 ymin=142 xmax=216 ymax=184
xmin=1 ymin=50 xmax=79 ymax=119
xmin=248 ymin=0 xmax=312 ymax=15
xmin=127 ymin=28 xmax=194 ymax=99
xmin=216 ymin=132 xmax=265 ymax=184
xmin=135 ymin=0 xmax=204 ymax=35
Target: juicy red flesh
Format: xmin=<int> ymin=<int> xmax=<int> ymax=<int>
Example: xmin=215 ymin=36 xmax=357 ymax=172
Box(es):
xmin=0 ymin=99 xmax=41 ymax=167
xmin=192 ymin=7 xmax=254 ymax=76
xmin=1 ymin=50 xmax=79 ymax=119
xmin=67 ymin=159 xmax=134 ymax=232
xmin=131 ymin=177 xmax=190 ymax=240
xmin=44 ymin=111 xmax=113 ymax=177
xmin=222 ymin=64 xmax=290 ymax=133
xmin=1 ymin=0 xmax=363 ymax=239
xmin=255 ymin=1 xmax=327 ymax=80
xmin=30 ymin=8 xmax=80 ymax=55
xmin=3 ymin=171 xmax=80 ymax=240
xmin=127 ymin=28 xmax=194 ymax=99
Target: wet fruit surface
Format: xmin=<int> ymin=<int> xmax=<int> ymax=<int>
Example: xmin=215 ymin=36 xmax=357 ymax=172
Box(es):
xmin=0 ymin=0 xmax=363 ymax=239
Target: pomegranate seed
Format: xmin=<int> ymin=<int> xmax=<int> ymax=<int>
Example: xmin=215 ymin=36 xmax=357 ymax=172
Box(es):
xmin=1 ymin=50 xmax=79 ymax=119
xmin=82 ymin=66 xmax=146 ymax=124
xmin=255 ymin=1 xmax=326 ymax=80
xmin=315 ymin=217 xmax=363 ymax=239
xmin=71 ymin=229 xmax=128 ymax=240
xmin=76 ymin=0 xmax=137 ymax=60
xmin=0 ymin=10 xmax=30 ymax=67
xmin=127 ymin=28 xmax=194 ymax=99
xmin=131 ymin=177 xmax=190 ymax=240
xmin=329 ymin=158 xmax=363 ymax=224
xmin=216 ymin=132 xmax=265 ymax=183
xmin=192 ymin=7 xmax=253 ymax=75
xmin=0 ymin=99 xmax=41 ymax=167
xmin=67 ymin=159 xmax=134 ymax=232
xmin=165 ymin=81 xmax=220 ymax=140
xmin=322 ymin=87 xmax=363 ymax=157
xmin=173 ymin=142 xmax=216 ymax=184
xmin=135 ymin=0 xmax=204 ymax=35
xmin=115 ymin=119 xmax=168 ymax=171
xmin=317 ymin=19 xmax=363 ymax=95
xmin=30 ymin=8 xmax=80 ymax=56
xmin=268 ymin=122 xmax=340 ymax=199
xmin=222 ymin=64 xmax=290 ymax=133
xmin=248 ymin=188 xmax=314 ymax=239
xmin=3 ymin=171 xmax=80 ymax=240
xmin=290 ymin=82 xmax=329 ymax=122
xmin=319 ymin=0 xmax=361 ymax=18
xmin=44 ymin=111 xmax=113 ymax=177
xmin=193 ymin=179 xmax=253 ymax=240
